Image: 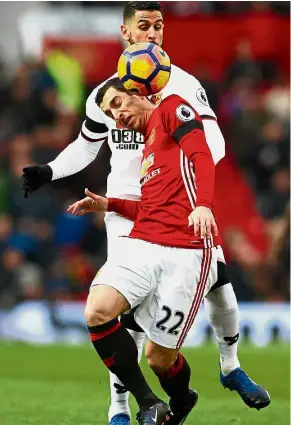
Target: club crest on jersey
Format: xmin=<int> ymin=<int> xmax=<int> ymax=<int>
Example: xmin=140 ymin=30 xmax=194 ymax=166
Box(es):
xmin=150 ymin=93 xmax=163 ymax=105
xmin=196 ymin=88 xmax=209 ymax=106
xmin=147 ymin=128 xmax=156 ymax=146
xmin=176 ymin=104 xmax=195 ymax=122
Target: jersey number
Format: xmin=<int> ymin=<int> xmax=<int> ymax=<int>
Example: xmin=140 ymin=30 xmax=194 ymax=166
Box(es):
xmin=156 ymin=306 xmax=185 ymax=336
xmin=112 ymin=129 xmax=144 ymax=144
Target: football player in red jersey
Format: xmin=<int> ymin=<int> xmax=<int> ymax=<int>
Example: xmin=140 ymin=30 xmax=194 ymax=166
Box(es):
xmin=68 ymin=78 xmax=270 ymax=424
xmin=95 ymin=79 xmax=220 ymax=249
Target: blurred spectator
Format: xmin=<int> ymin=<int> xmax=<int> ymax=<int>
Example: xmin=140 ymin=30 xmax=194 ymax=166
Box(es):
xmin=226 ymin=40 xmax=262 ymax=86
xmin=244 ymin=119 xmax=289 ymax=192
xmin=267 ymin=204 xmax=290 ymax=300
xmin=0 ymin=214 xmax=12 ymax=254
xmin=259 ymin=168 xmax=290 ymax=219
xmin=0 ymin=67 xmax=37 ymax=140
xmin=264 ymin=73 xmax=290 ymax=123
xmin=163 ymin=1 xmax=214 ymax=16
xmin=45 ymin=50 xmax=85 ymax=114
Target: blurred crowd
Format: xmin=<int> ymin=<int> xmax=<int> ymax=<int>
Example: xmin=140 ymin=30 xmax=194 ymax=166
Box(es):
xmin=0 ymin=8 xmax=289 ymax=309
xmin=0 ymin=58 xmax=109 ymax=308
xmin=52 ymin=1 xmax=290 ymax=16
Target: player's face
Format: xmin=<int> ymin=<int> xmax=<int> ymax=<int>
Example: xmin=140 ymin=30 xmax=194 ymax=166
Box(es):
xmin=101 ymin=87 xmax=148 ymax=132
xmin=121 ymin=11 xmax=164 ymax=47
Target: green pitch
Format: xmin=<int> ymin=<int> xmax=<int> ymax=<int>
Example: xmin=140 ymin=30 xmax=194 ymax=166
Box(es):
xmin=0 ymin=343 xmax=289 ymax=425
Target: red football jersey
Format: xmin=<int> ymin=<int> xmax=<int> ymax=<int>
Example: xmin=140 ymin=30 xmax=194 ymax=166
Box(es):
xmin=108 ymin=95 xmax=222 ymax=249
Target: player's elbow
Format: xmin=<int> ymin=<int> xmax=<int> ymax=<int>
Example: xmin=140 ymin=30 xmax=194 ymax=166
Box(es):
xmin=215 ymin=142 xmax=226 ymax=164
xmin=203 ymin=120 xmax=226 ymax=165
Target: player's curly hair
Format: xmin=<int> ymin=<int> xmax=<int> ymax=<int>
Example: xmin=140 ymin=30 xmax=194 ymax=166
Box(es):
xmin=123 ymin=1 xmax=162 ymax=23
xmin=95 ymin=77 xmax=135 ymax=107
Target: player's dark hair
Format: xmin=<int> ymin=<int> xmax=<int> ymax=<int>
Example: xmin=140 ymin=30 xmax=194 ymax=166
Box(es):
xmin=95 ymin=77 xmax=134 ymax=107
xmin=123 ymin=1 xmax=162 ymax=23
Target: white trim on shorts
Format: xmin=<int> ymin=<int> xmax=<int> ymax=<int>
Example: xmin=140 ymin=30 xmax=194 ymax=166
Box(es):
xmin=177 ymin=247 xmax=212 ymax=348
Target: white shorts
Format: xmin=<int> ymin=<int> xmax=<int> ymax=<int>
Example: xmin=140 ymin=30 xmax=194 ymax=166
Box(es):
xmin=91 ymin=237 xmax=220 ymax=349
xmin=104 ymin=212 xmax=134 ymax=260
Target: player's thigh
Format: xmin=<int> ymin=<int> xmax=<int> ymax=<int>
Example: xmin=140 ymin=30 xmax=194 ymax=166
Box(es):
xmin=91 ymin=238 xmax=154 ymax=310
xmin=85 ymin=284 xmax=130 ymax=325
xmin=135 ymin=246 xmax=218 ymax=349
xmin=104 ymin=212 xmax=134 ymax=260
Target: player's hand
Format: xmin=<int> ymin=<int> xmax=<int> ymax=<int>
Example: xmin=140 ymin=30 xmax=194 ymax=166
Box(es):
xmin=67 ymin=188 xmax=109 ymax=216
xmin=21 ymin=165 xmax=53 ymax=198
xmin=188 ymin=206 xmax=218 ymax=239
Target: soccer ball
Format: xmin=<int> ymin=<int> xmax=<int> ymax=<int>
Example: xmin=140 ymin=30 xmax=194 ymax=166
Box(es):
xmin=117 ymin=42 xmax=171 ymax=96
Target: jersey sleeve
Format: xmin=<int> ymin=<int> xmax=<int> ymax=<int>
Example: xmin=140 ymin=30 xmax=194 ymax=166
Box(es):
xmin=161 ymin=95 xmax=215 ymax=209
xmin=48 ymin=88 xmax=109 ymax=180
xmin=107 ymin=198 xmax=141 ymax=221
xmin=165 ymin=66 xmax=225 ymax=164
xmin=168 ymin=66 xmax=216 ymax=119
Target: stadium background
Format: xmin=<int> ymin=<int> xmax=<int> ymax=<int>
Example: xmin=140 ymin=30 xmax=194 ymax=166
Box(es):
xmin=0 ymin=2 xmax=289 ymax=425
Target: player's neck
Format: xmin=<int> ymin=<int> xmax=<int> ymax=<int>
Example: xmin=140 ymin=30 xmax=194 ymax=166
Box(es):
xmin=140 ymin=109 xmax=155 ymax=134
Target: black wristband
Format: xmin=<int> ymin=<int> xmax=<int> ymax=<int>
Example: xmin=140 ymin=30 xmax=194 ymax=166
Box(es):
xmin=40 ymin=164 xmax=53 ymax=183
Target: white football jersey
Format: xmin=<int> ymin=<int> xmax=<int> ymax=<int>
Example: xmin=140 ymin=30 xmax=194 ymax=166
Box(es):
xmin=49 ymin=64 xmax=225 ymax=199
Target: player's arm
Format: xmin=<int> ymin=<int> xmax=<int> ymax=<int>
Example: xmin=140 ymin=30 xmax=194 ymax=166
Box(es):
xmin=108 ymin=198 xmax=141 ymax=221
xmin=177 ymin=120 xmax=215 ymax=210
xmin=171 ymin=69 xmax=225 ymax=165
xmin=162 ymin=96 xmax=218 ymax=237
xmin=21 ymin=89 xmax=108 ymax=198
xmin=67 ymin=189 xmax=141 ymax=222
xmin=178 ymin=126 xmax=218 ymax=238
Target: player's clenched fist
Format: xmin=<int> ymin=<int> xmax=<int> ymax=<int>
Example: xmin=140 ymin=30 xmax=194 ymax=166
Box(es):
xmin=21 ymin=165 xmax=53 ymax=198
xmin=67 ymin=188 xmax=108 ymax=216
xmin=188 ymin=206 xmax=218 ymax=239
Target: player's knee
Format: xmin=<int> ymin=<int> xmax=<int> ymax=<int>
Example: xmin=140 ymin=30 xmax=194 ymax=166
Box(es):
xmin=84 ymin=300 xmax=112 ymax=326
xmin=84 ymin=287 xmax=112 ymax=325
xmin=145 ymin=342 xmax=177 ymax=374
xmin=85 ymin=284 xmax=130 ymax=326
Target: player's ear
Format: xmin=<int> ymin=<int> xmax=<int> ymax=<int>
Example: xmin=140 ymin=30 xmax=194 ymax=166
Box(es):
xmin=121 ymin=25 xmax=130 ymax=42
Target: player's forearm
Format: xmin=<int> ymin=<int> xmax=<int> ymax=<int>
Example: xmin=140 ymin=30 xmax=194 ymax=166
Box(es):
xmin=181 ymin=130 xmax=215 ymax=208
xmin=193 ymin=152 xmax=215 ymax=208
xmin=107 ymin=198 xmax=141 ymax=221
xmin=48 ymin=136 xmax=102 ymax=180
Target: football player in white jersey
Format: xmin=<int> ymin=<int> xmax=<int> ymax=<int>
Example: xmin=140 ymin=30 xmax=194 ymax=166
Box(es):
xmin=22 ymin=2 xmax=270 ymax=424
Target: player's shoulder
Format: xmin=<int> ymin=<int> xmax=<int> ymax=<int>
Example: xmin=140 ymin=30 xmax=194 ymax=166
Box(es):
xmin=164 ymin=63 xmax=216 ymax=118
xmin=169 ymin=64 xmax=202 ymax=89
xmin=159 ymin=94 xmax=192 ymax=112
xmin=159 ymin=95 xmax=197 ymax=127
xmin=86 ymin=72 xmax=118 ymax=122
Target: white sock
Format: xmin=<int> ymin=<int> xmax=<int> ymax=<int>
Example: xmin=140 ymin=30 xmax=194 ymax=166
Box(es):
xmin=204 ymin=283 xmax=240 ymax=376
xmin=108 ymin=329 xmax=145 ymax=422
